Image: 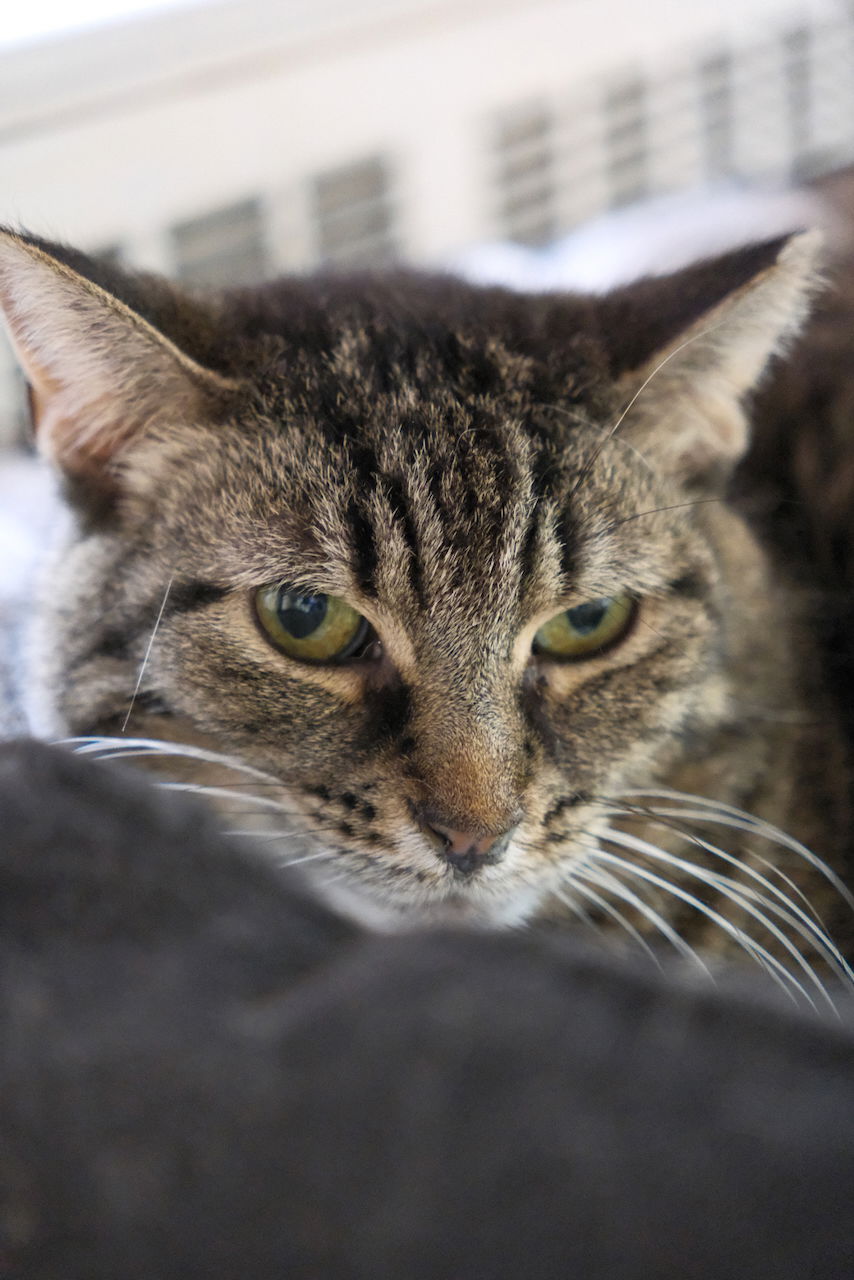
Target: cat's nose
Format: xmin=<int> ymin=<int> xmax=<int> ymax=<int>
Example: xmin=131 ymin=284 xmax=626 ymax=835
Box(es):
xmin=418 ymin=812 xmax=516 ymax=875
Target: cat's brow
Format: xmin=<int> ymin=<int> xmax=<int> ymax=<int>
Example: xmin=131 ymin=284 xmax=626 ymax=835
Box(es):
xmin=162 ymin=581 xmax=229 ymax=614
xmin=347 ymin=496 xmax=379 ymax=597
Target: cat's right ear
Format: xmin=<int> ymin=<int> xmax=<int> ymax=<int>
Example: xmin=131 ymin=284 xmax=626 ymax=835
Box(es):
xmin=0 ymin=229 xmax=238 ymax=497
xmin=597 ymin=232 xmax=822 ymax=487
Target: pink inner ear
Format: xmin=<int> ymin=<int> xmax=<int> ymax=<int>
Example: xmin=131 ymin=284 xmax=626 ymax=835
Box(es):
xmin=21 ymin=354 xmax=63 ymax=450
xmin=49 ymin=403 xmax=130 ymax=480
xmin=21 ymin=344 xmax=143 ymax=485
xmin=0 ymin=233 xmax=240 ymax=490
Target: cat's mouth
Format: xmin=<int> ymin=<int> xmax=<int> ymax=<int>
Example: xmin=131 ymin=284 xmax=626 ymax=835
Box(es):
xmin=316 ymin=845 xmax=549 ymax=931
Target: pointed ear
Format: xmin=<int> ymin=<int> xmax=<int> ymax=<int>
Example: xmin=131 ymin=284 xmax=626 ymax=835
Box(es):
xmin=0 ymin=229 xmax=238 ymax=494
xmin=601 ymin=232 xmax=822 ymax=485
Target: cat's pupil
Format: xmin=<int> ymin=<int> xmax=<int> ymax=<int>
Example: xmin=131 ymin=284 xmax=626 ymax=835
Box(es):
xmin=278 ymin=591 xmax=328 ymax=639
xmin=566 ymin=599 xmax=610 ymax=635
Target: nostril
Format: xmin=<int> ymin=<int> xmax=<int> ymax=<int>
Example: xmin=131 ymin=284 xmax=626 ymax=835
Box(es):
xmin=418 ymin=813 xmax=517 ymax=874
xmin=428 ymin=822 xmax=498 ymax=859
xmin=441 ymin=845 xmax=483 ymax=876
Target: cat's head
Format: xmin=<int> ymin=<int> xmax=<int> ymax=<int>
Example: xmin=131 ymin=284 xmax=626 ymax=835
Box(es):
xmin=0 ymin=228 xmax=821 ymax=927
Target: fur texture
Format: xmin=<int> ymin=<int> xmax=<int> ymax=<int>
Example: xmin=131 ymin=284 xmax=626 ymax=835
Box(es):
xmin=0 ymin=228 xmax=851 ymax=979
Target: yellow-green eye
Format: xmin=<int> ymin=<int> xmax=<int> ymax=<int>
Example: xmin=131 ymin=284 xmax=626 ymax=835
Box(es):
xmin=255 ymin=585 xmax=371 ymax=663
xmin=533 ymin=594 xmax=635 ymax=661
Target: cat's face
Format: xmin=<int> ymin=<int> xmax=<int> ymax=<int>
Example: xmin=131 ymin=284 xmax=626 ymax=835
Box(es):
xmin=0 ymin=229 xmax=831 ymax=931
xmin=47 ymin=380 xmax=734 ymax=925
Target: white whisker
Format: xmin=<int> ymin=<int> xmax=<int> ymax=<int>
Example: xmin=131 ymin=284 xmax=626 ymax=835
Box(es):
xmin=158 ymin=780 xmax=301 ymax=819
xmin=593 ymin=844 xmax=816 ymax=1007
xmin=120 ymin=577 xmax=174 ymax=734
xmin=550 ymin=883 xmax=602 ymax=933
xmin=640 ymin=812 xmax=823 ymax=923
xmin=614 ymin=787 xmax=854 ymax=913
xmin=570 ymin=857 xmax=711 ymax=976
xmin=596 ymin=802 xmax=854 ymax=985
xmin=66 ymin=735 xmax=283 ymax=788
xmin=592 ymin=828 xmax=832 ymax=1011
xmin=225 ymin=828 xmax=331 ymax=858
xmin=556 ymin=878 xmax=663 ymax=969
xmin=276 ymin=847 xmax=339 ymax=870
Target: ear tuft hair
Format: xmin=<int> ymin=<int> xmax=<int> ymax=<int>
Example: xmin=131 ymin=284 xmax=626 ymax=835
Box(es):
xmin=600 ymin=231 xmax=823 ymax=485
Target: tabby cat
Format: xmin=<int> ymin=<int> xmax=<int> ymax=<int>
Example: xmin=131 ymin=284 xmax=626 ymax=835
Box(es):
xmin=0 ymin=225 xmax=851 ymax=994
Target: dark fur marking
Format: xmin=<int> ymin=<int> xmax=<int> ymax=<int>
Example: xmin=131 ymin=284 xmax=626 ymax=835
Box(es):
xmin=133 ymin=691 xmax=173 ymax=716
xmin=383 ymin=473 xmax=424 ymax=604
xmin=348 ymin=499 xmax=378 ymax=597
xmin=519 ymin=497 xmax=543 ymax=596
xmin=668 ymin=572 xmax=709 ymax=600
xmin=165 ymin=582 xmax=229 ymax=615
xmin=347 ymin=440 xmax=380 ymax=483
xmin=543 ymin=798 xmax=568 ymax=825
xmin=307 ymin=785 xmax=331 ymax=801
xmin=94 ymin=629 xmax=131 ymax=662
xmin=212 ymin=664 xmax=259 ymax=685
xmin=370 ymin=683 xmax=412 ymax=745
xmin=384 ymin=863 xmax=413 ymax=879
xmin=62 ymin=472 xmax=120 ymax=530
xmin=544 ymin=792 xmax=591 ymax=825
xmin=73 ymin=589 xmax=201 ymax=675
xmin=558 ymin=514 xmax=581 ymax=588
xmin=68 ymin=618 xmax=153 ymax=672
xmin=426 ymin=459 xmax=445 ymax=518
xmin=519 ymin=682 xmax=562 ymax=762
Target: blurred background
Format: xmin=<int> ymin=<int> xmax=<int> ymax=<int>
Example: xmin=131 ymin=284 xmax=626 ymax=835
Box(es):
xmin=2 ymin=0 xmax=854 ymax=448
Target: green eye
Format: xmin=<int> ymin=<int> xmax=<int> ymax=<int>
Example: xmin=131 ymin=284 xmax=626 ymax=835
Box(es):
xmin=533 ymin=594 xmax=635 ymax=660
xmin=255 ymin=585 xmax=370 ymax=663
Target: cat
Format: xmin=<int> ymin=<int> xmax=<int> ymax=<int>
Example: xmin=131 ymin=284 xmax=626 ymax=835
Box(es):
xmin=3 ymin=737 xmax=854 ymax=1279
xmin=0 ymin=224 xmax=852 ymax=992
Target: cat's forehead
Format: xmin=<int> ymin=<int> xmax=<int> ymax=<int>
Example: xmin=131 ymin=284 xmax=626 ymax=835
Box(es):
xmin=228 ymin=271 xmax=618 ymax=429
xmin=245 ymin=307 xmax=617 ymax=485
xmin=148 ymin=364 xmax=688 ymax=625
xmin=133 ymin=281 xmax=705 ymax=609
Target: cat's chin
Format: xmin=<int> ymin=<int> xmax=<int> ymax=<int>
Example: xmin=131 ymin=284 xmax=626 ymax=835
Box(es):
xmin=317 ymin=873 xmax=546 ymax=933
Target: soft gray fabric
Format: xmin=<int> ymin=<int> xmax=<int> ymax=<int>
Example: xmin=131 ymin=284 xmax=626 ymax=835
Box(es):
xmin=3 ymin=738 xmax=854 ymax=1279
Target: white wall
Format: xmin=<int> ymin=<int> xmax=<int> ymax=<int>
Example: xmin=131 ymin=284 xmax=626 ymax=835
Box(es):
xmin=0 ymin=0 xmax=842 ymax=264
xmin=0 ymin=0 xmax=851 ymax=446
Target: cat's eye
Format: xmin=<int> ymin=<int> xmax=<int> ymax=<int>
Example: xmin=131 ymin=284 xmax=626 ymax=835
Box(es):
xmin=255 ymin=585 xmax=372 ymax=663
xmin=533 ymin=594 xmax=635 ymax=661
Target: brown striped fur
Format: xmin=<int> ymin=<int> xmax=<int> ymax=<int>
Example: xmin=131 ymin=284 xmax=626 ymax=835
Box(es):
xmin=0 ymin=226 xmax=851 ymax=975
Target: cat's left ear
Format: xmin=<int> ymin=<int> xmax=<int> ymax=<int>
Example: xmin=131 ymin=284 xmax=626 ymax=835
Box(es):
xmin=601 ymin=232 xmax=822 ymax=485
xmin=0 ymin=228 xmax=238 ymax=496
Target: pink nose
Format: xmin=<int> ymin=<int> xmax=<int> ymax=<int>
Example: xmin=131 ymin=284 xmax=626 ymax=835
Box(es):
xmin=419 ymin=814 xmax=516 ymax=875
